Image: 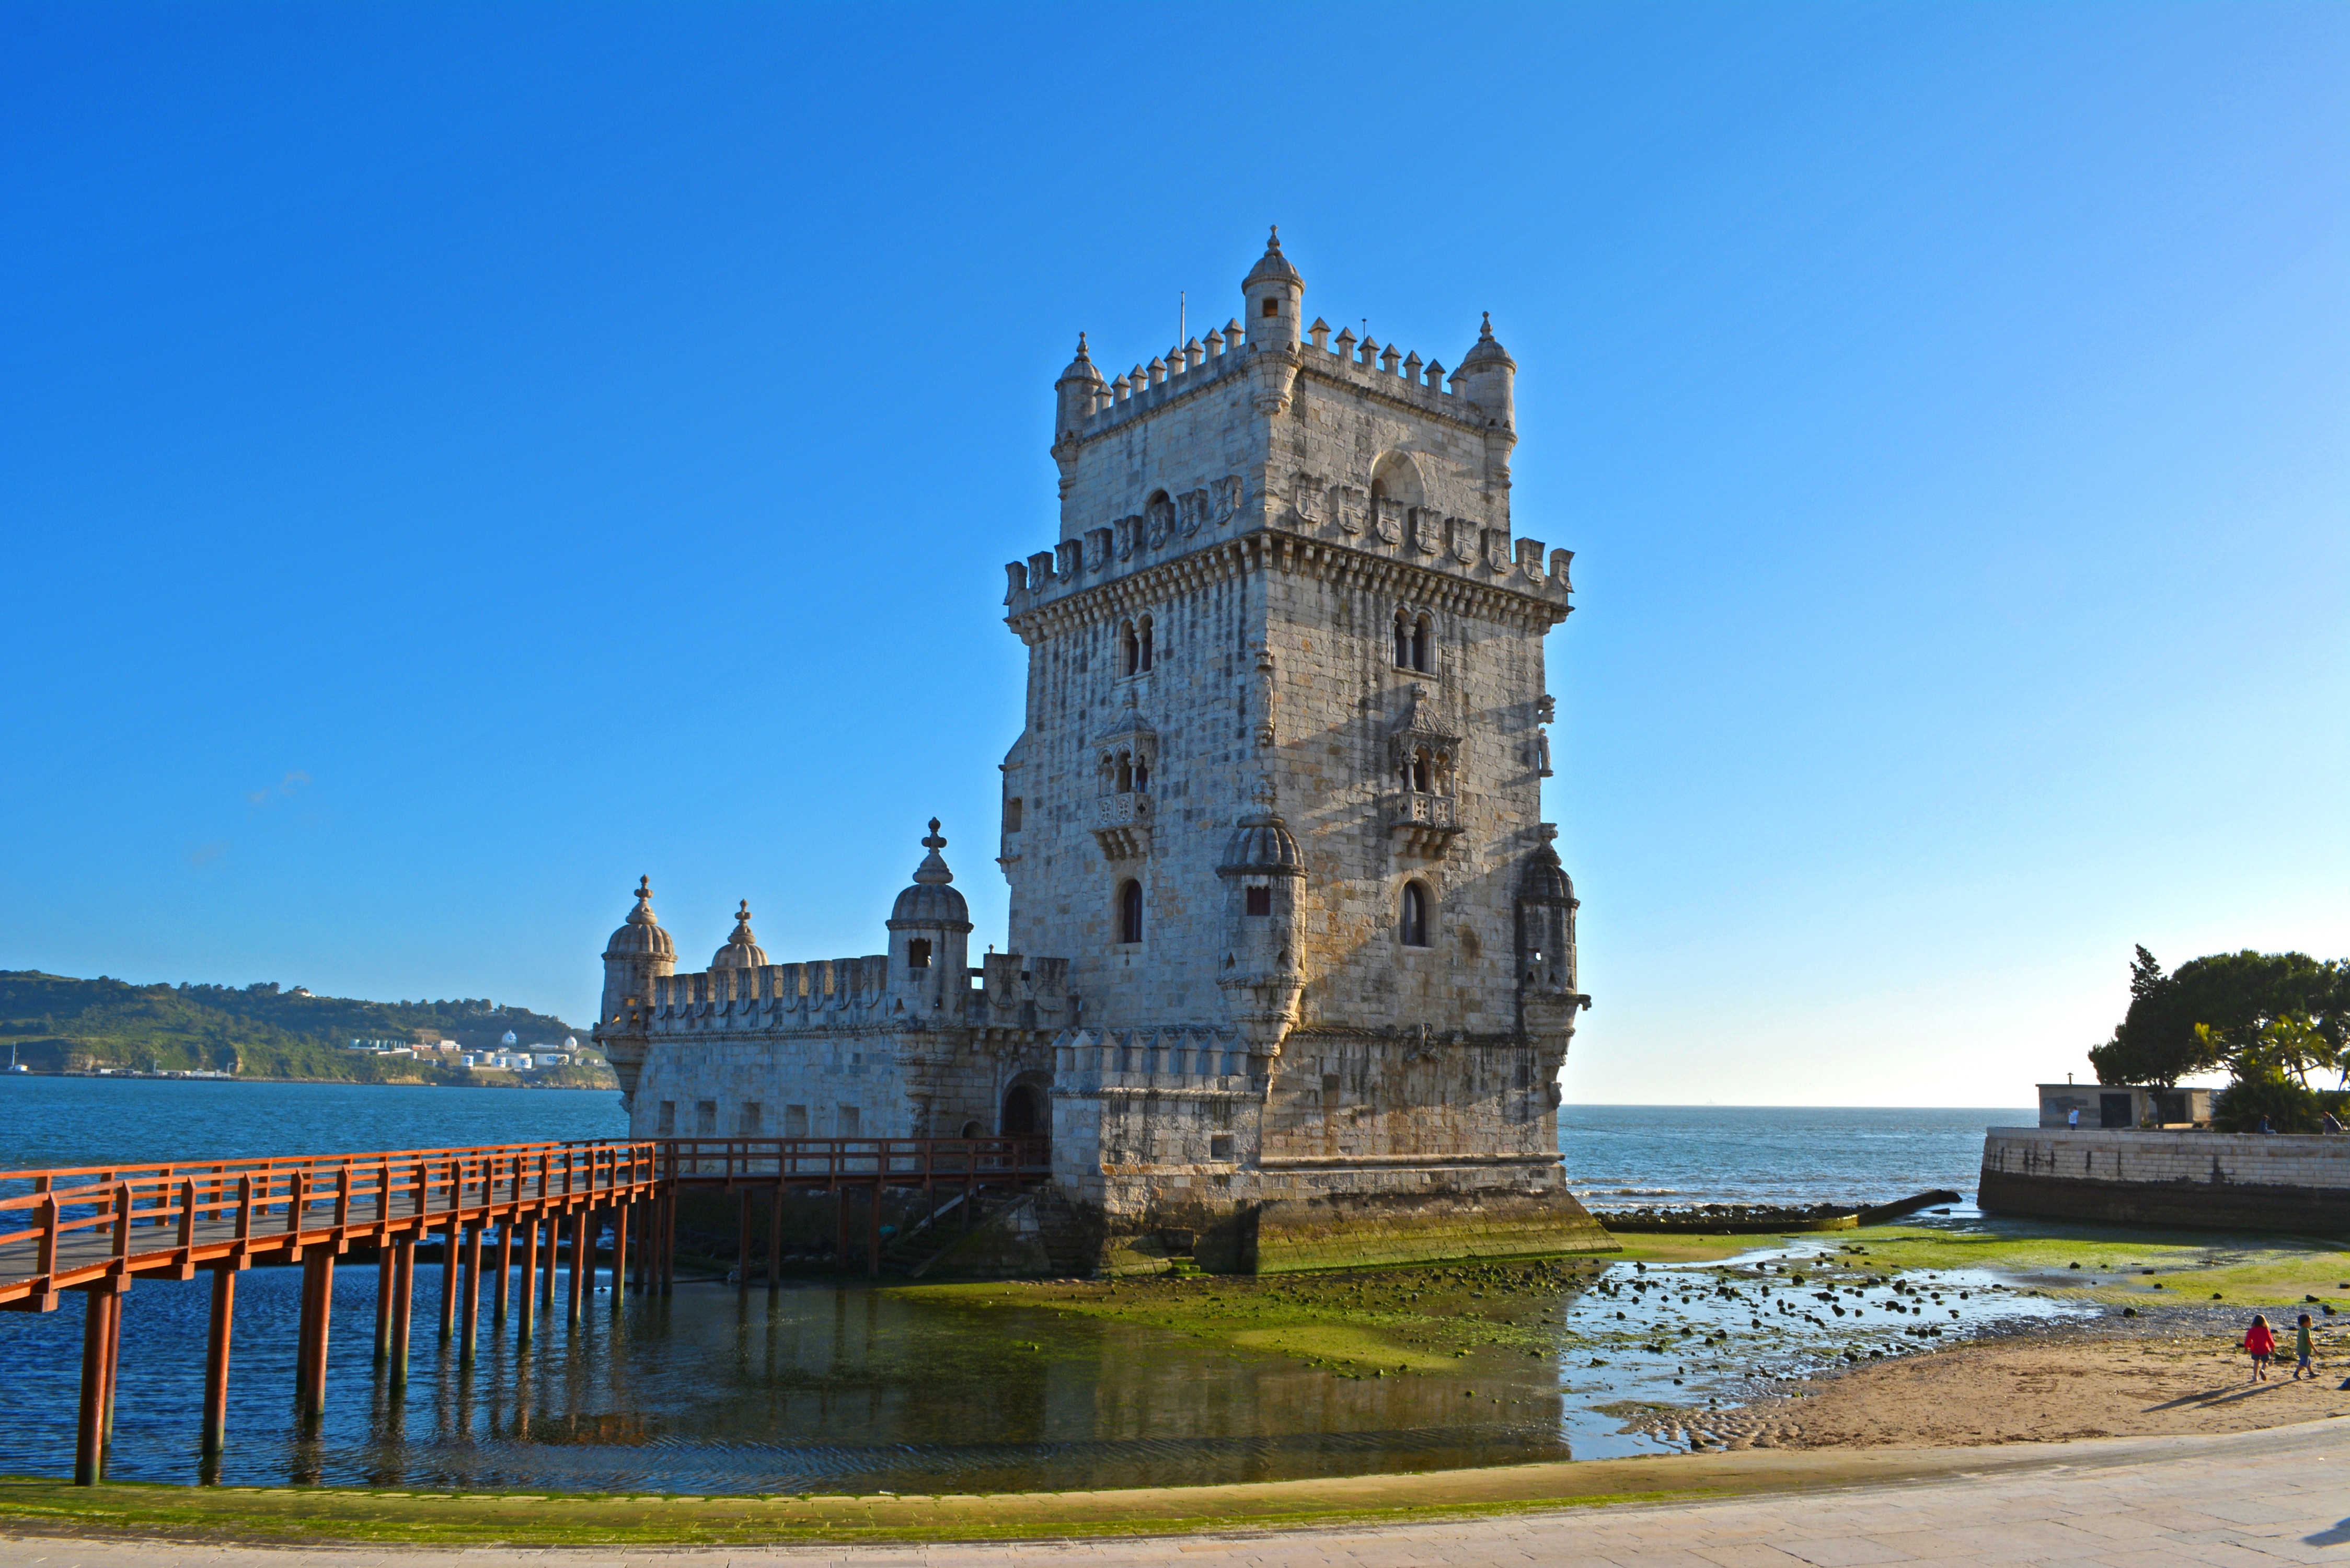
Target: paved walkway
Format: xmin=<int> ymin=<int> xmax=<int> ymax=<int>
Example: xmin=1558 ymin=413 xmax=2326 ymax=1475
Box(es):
xmin=2 ymin=1420 xmax=2343 ymax=1567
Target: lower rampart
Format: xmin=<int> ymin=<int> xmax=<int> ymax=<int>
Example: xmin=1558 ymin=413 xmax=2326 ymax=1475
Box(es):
xmin=1978 ymin=1128 xmax=2350 ymax=1238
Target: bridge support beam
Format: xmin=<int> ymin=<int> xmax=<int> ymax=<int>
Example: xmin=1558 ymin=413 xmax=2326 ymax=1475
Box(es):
xmin=568 ymin=1209 xmax=589 ymax=1323
xmin=296 ymin=1251 xmax=333 ymax=1417
xmin=74 ymin=1286 xmax=120 ymax=1485
xmin=372 ymin=1248 xmax=392 ymax=1362
xmin=202 ymin=1264 xmax=234 ymax=1454
xmin=610 ymin=1203 xmax=629 ymax=1313
xmin=437 ymin=1220 xmax=458 ymax=1341
xmin=516 ymin=1216 xmax=538 ymax=1342
xmin=459 ymin=1223 xmax=481 ymax=1365
xmin=736 ymin=1191 xmax=752 ymax=1292
xmin=767 ymin=1186 xmax=782 ymax=1289
xmin=493 ymin=1220 xmax=513 ymax=1322
xmin=540 ymin=1213 xmax=558 ymax=1307
xmin=388 ymin=1236 xmax=414 ymax=1390
xmin=868 ymin=1185 xmax=882 ymax=1277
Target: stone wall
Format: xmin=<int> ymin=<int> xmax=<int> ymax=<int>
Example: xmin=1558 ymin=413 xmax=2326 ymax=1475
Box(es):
xmin=1978 ymin=1129 xmax=2350 ymax=1237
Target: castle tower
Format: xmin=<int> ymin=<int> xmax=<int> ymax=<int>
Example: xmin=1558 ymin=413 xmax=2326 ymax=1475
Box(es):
xmin=593 ymin=877 xmax=676 ymax=1109
xmin=1001 ymin=230 xmax=1599 ymax=1270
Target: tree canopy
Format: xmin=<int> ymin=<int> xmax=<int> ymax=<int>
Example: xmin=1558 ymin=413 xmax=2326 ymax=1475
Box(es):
xmin=2087 ymin=947 xmax=2348 ymax=1089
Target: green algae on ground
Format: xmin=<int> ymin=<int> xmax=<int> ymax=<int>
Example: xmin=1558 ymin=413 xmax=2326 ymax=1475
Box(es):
xmin=1816 ymin=1221 xmax=2350 ymax=1307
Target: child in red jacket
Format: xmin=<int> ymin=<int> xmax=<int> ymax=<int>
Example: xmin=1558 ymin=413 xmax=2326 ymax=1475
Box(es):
xmin=2244 ymin=1315 xmax=2275 ymax=1381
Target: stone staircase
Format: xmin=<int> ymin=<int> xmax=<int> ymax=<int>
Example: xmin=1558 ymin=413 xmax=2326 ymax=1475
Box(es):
xmin=878 ymin=1188 xmax=1006 ymax=1278
xmin=1025 ymin=1186 xmax=1099 ymax=1277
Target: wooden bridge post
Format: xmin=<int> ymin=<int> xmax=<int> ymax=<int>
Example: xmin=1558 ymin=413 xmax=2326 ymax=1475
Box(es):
xmin=867 ymin=1181 xmax=882 ymax=1277
xmin=73 ymin=1287 xmax=118 ymax=1485
xmin=388 ymin=1236 xmax=414 ymax=1390
xmin=493 ymin=1219 xmax=513 ymax=1322
xmin=736 ymin=1190 xmax=752 ymax=1292
xmin=767 ymin=1185 xmax=782 ymax=1288
xmin=297 ymin=1250 xmax=334 ymax=1417
xmin=540 ymin=1211 xmax=559 ymax=1306
xmin=294 ymin=1249 xmax=319 ymax=1403
xmin=662 ymin=1186 xmax=677 ymax=1294
xmin=202 ymin=1265 xmax=234 ymax=1454
xmin=516 ymin=1215 xmax=538 ymax=1342
xmin=459 ymin=1223 xmax=482 ymax=1365
xmin=373 ymin=1248 xmax=393 ymax=1362
xmin=437 ymin=1217 xmax=458 ymax=1341
xmin=609 ymin=1202 xmax=629 ymax=1313
xmin=567 ymin=1208 xmax=589 ymax=1323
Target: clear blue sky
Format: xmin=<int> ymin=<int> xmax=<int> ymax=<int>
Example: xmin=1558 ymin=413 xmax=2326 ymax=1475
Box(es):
xmin=3 ymin=3 xmax=2342 ymax=1106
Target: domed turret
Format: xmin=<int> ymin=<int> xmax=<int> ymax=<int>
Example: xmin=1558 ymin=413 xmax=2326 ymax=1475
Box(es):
xmin=604 ymin=875 xmax=675 ymax=962
xmin=887 ymin=820 xmax=973 ymax=1006
xmin=710 ymin=900 xmax=769 ymax=970
xmin=1455 ymin=310 xmax=1516 ymax=422
xmin=1054 ymin=332 xmax=1105 ymax=437
xmin=1242 ymin=225 xmax=1304 ymax=352
xmin=1216 ymin=779 xmax=1308 ymax=1057
xmin=1515 ymin=830 xmax=1581 ymax=1002
xmin=595 ymin=876 xmax=677 ymax=1109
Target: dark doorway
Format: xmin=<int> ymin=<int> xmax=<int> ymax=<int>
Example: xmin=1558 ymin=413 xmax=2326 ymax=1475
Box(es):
xmin=1002 ymin=1082 xmax=1045 ymax=1139
xmin=2099 ymin=1092 xmax=2133 ymax=1128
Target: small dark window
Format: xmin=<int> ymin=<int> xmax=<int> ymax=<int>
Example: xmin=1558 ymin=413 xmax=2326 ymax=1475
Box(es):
xmin=1411 ymin=750 xmax=1432 ymax=792
xmin=1412 ymin=614 xmax=1432 ymax=672
xmin=1138 ymin=615 xmax=1154 ymax=672
xmin=1119 ymin=879 xmax=1144 ymax=944
xmin=1245 ymin=885 xmax=1272 ymax=917
xmin=1394 ymin=612 xmax=1411 ymax=667
xmin=1401 ymin=882 xmax=1431 ymax=947
xmin=1005 ymin=798 xmax=1023 ymax=833
xmin=1209 ymin=1134 xmax=1235 ymax=1160
xmin=1121 ymin=620 xmax=1139 ymax=676
xmin=1116 ymin=752 xmax=1133 ymax=792
xmin=1262 ymin=297 xmax=1279 ymax=318
xmin=907 ymin=938 xmax=931 ymax=971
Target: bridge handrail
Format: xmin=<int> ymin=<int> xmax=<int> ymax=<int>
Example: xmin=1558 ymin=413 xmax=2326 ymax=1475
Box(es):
xmin=0 ymin=1142 xmax=659 ymax=1254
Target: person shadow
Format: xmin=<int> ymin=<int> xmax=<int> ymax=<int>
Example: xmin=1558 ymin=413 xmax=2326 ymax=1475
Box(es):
xmin=2306 ymin=1519 xmax=2350 ymax=1547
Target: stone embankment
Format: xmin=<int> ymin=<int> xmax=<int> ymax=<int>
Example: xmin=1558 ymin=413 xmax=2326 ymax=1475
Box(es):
xmin=1979 ymin=1128 xmax=2349 ymax=1237
xmin=1593 ymin=1191 xmax=1962 ymax=1235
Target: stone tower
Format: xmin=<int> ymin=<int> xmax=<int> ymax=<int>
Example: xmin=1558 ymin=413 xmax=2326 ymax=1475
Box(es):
xmin=1000 ymin=229 xmax=1600 ymax=1270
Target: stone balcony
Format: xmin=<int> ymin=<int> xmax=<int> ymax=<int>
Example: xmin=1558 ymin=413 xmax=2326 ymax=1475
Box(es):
xmin=1384 ymin=790 xmax=1461 ymax=858
xmin=1091 ymin=790 xmax=1152 ymax=861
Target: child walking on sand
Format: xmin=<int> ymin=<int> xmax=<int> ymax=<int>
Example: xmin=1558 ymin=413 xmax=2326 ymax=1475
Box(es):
xmin=2293 ymin=1313 xmax=2315 ymax=1380
xmin=2244 ymin=1314 xmax=2275 ymax=1381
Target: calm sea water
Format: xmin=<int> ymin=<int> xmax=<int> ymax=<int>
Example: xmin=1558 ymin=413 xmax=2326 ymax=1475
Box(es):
xmin=0 ymin=1078 xmax=2045 ymax=1491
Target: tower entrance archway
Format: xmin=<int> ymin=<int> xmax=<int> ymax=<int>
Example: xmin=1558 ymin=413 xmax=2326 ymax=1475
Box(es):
xmin=1001 ymin=1081 xmax=1046 ymax=1140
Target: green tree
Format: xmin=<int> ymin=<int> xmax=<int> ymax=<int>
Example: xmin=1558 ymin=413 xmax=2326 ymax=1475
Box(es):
xmin=2089 ymin=949 xmax=2347 ymax=1088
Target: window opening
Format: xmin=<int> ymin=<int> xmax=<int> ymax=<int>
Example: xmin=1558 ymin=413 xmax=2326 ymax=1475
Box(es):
xmin=836 ymin=1104 xmax=861 ymax=1136
xmin=1411 ymin=748 xmax=1433 ymax=793
xmin=1005 ymin=797 xmax=1023 ymax=832
xmin=1262 ymin=297 xmax=1278 ymax=317
xmin=1412 ymin=614 xmax=1432 ymax=672
xmin=1138 ymin=615 xmax=1154 ymax=672
xmin=1394 ymin=611 xmax=1411 ymax=667
xmin=657 ymin=1101 xmax=676 ymax=1135
xmin=1121 ymin=620 xmax=1140 ymax=676
xmin=695 ymin=1100 xmax=718 ymax=1135
xmin=740 ymin=1101 xmax=763 ymax=1135
xmin=784 ymin=1104 xmax=808 ymax=1136
xmin=1119 ymin=879 xmax=1144 ymax=944
xmin=907 ymin=938 xmax=931 ymax=971
xmin=1401 ymin=882 xmax=1431 ymax=947
xmin=1245 ymin=885 xmax=1272 ymax=917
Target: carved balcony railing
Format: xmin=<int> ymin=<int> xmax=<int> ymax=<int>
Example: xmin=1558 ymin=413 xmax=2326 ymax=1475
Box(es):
xmin=1091 ymin=790 xmax=1152 ymax=860
xmin=1384 ymin=790 xmax=1461 ymax=858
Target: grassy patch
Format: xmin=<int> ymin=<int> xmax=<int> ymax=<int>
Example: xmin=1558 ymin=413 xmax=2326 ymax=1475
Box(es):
xmin=1818 ymin=1222 xmax=2350 ymax=1307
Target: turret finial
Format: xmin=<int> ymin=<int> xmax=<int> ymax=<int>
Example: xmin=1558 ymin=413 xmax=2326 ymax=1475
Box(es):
xmin=912 ymin=820 xmax=955 ymax=885
xmin=626 ymin=875 xmax=660 ymax=926
xmin=1480 ymin=310 xmax=1493 ymax=338
xmin=924 ymin=817 xmax=945 ymax=849
xmin=1268 ymin=224 xmax=1280 ymax=248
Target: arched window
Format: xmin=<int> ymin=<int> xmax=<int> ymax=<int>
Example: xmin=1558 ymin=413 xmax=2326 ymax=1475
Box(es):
xmin=1400 ymin=882 xmax=1431 ymax=948
xmin=906 ymin=938 xmax=931 ymax=971
xmin=1116 ymin=751 xmax=1133 ymax=792
xmin=1121 ymin=620 xmax=1140 ymax=677
xmin=1137 ymin=614 xmax=1155 ymax=673
xmin=1412 ymin=614 xmax=1432 ymax=673
xmin=1393 ymin=610 xmax=1411 ymax=668
xmin=1411 ymin=747 xmax=1433 ymax=793
xmin=1118 ymin=879 xmax=1144 ymax=944
xmin=1245 ymin=885 xmax=1272 ymax=917
xmin=1133 ymin=755 xmax=1149 ymax=791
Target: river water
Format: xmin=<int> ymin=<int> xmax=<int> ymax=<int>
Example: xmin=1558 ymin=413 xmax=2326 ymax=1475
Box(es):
xmin=0 ymin=1078 xmax=2045 ymax=1491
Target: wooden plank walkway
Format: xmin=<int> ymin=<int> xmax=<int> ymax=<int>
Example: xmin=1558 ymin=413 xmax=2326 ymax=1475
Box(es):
xmin=0 ymin=1135 xmax=1053 ymax=1488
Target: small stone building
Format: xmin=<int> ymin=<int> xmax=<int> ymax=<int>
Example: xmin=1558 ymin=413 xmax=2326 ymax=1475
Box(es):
xmin=594 ymin=232 xmax=1611 ymax=1273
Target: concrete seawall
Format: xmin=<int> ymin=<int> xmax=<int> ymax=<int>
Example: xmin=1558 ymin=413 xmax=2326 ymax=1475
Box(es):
xmin=1978 ymin=1128 xmax=2350 ymax=1238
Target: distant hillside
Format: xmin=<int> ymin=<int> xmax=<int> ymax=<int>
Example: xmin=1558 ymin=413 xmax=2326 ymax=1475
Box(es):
xmin=0 ymin=971 xmax=612 ymax=1088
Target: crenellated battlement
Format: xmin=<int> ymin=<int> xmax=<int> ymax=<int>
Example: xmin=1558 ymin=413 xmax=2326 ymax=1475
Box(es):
xmin=650 ymin=957 xmax=890 ymax=1024
xmin=1050 ymin=1028 xmax=1254 ymax=1097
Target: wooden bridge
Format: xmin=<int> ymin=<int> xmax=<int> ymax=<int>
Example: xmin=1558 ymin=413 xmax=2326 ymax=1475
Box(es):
xmin=0 ymin=1135 xmax=1051 ymax=1485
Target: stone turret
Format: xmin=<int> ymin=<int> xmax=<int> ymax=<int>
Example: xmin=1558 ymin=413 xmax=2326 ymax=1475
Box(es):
xmin=1455 ymin=311 xmax=1518 ymax=509
xmin=1243 ymin=226 xmax=1304 ymax=417
xmin=710 ymin=900 xmax=768 ymax=970
xmin=594 ymin=876 xmax=676 ymax=1108
xmin=886 ymin=819 xmax=973 ymax=1013
xmin=1215 ymin=780 xmax=1308 ymax=1058
xmin=1515 ymin=826 xmax=1586 ymax=1054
